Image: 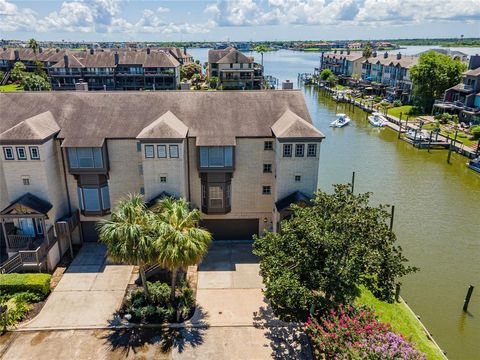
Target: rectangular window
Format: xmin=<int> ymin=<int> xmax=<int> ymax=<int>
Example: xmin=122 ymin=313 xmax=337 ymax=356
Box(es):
xmin=3 ymin=147 xmax=14 ymax=160
xmin=209 ymin=186 xmax=224 ymax=208
xmin=262 ymin=186 xmax=271 ymax=195
xmin=16 ymin=147 xmax=27 ymax=160
xmin=295 ymin=175 xmax=302 ymax=182
xmin=34 ymin=218 xmax=43 ymax=235
xmin=169 ymin=145 xmax=179 ymax=158
xmin=77 ymin=187 xmax=84 ymax=210
xmin=199 ymin=146 xmax=234 ymax=168
xmin=144 ymin=145 xmax=154 ymax=158
xmin=22 ymin=176 xmax=30 ymax=186
xmin=160 ymin=176 xmax=167 ymax=183
xmin=264 ymin=141 xmax=273 ymax=150
xmin=68 ymin=148 xmax=103 ymax=168
xmin=283 ymin=144 xmax=292 ymax=157
xmin=101 ymin=186 xmax=110 ymax=210
xmin=295 ymin=144 xmax=305 ymax=157
xmin=29 ymin=146 xmax=40 ymax=160
xmin=230 ymin=63 xmax=233 ymax=68
xmin=263 ymin=164 xmax=272 ymax=173
xmin=140 ymin=187 xmax=145 ymax=195
xmin=157 ymin=145 xmax=167 ymax=158
xmin=136 ymin=142 xmax=142 ymax=152
xmin=83 ymin=188 xmax=101 ymax=211
xmin=307 ymin=144 xmax=317 ymax=157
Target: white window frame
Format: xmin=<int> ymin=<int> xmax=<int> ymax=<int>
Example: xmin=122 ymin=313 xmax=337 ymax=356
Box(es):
xmin=3 ymin=147 xmax=14 ymax=160
xmin=144 ymin=145 xmax=154 ymax=158
xmin=16 ymin=147 xmax=27 ymax=160
xmin=29 ymin=146 xmax=40 ymax=160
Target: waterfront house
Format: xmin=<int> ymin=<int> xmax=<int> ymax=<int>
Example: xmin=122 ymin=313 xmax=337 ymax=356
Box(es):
xmin=433 ymin=55 xmax=480 ymax=123
xmin=319 ymin=50 xmax=364 ymax=78
xmin=207 ymin=47 xmax=264 ymax=89
xmin=0 ymin=91 xmax=324 ymax=272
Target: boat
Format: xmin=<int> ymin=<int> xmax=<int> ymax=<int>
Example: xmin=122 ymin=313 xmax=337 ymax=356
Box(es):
xmin=330 ymin=113 xmax=351 ymax=128
xmin=467 ymin=157 xmax=480 ymax=173
xmin=368 ymin=112 xmax=387 ymax=127
xmin=405 ymin=129 xmax=428 ymax=142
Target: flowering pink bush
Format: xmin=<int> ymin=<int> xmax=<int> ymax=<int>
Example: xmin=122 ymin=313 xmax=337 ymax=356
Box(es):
xmin=306 ymin=305 xmax=425 ymax=359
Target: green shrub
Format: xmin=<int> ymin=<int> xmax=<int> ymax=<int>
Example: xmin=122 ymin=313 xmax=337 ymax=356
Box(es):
xmin=471 ymin=125 xmax=480 ymax=140
xmin=0 ymin=273 xmax=51 ymax=297
xmin=393 ymin=100 xmax=402 ymax=107
xmin=373 ymin=95 xmax=382 ymax=103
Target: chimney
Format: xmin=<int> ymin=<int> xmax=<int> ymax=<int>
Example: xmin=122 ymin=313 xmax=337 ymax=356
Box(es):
xmin=468 ymin=54 xmax=480 ymax=70
xmin=56 ymin=48 xmax=60 ymax=53
xmin=14 ymin=50 xmax=19 ymax=60
xmin=396 ymin=52 xmax=402 ymax=60
xmin=372 ymin=51 xmax=377 ymax=58
xmin=180 ymin=80 xmax=190 ymax=90
xmin=90 ymin=48 xmax=94 ymax=55
xmin=75 ymin=81 xmax=88 ymax=91
xmin=183 ymin=46 xmax=187 ymax=55
xmin=64 ymin=55 xmax=69 ymax=68
xmin=146 ymin=47 xmax=150 ymax=55
xmin=39 ymin=47 xmax=43 ymax=53
xmin=384 ymin=52 xmax=388 ymax=58
xmin=114 ymin=52 xmax=119 ymax=65
xmin=282 ymin=80 xmax=294 ymax=90
xmin=347 ymin=50 xmax=350 ymax=55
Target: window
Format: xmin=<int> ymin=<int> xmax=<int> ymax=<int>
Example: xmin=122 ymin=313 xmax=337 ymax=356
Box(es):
xmin=3 ymin=147 xmax=14 ymax=160
xmin=136 ymin=142 xmax=142 ymax=152
xmin=68 ymin=147 xmax=103 ymax=168
xmin=83 ymin=188 xmax=101 ymax=211
xmin=169 ymin=145 xmax=179 ymax=158
xmin=263 ymin=164 xmax=272 ymax=173
xmin=76 ymin=175 xmax=110 ymax=214
xmin=230 ymin=63 xmax=233 ymax=68
xmin=264 ymin=141 xmax=273 ymax=150
xmin=262 ymin=186 xmax=271 ymax=195
xmin=283 ymin=144 xmax=292 ymax=157
xmin=140 ymin=187 xmax=145 ymax=195
xmin=240 ymin=63 xmax=243 ymax=69
xmin=29 ymin=146 xmax=40 ymax=160
xmin=295 ymin=144 xmax=305 ymax=157
xmin=160 ymin=176 xmax=167 ymax=183
xmin=295 ymin=175 xmax=302 ymax=182
xmin=209 ymin=186 xmax=224 ymax=208
xmin=157 ymin=145 xmax=167 ymax=158
xmin=307 ymin=144 xmax=317 ymax=157
xmin=144 ymin=145 xmax=154 ymax=158
xmin=22 ymin=176 xmax=30 ymax=186
xmin=34 ymin=218 xmax=43 ymax=235
xmin=199 ymin=146 xmax=234 ymax=168
xmin=16 ymin=147 xmax=27 ymax=160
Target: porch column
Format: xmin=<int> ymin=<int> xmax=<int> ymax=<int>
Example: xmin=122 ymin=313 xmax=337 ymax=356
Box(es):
xmin=1 ymin=219 xmax=10 ymax=254
xmin=42 ymin=217 xmax=49 ymax=246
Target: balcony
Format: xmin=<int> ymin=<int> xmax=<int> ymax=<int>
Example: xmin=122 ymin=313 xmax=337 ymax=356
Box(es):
xmin=6 ymin=225 xmax=54 ymax=252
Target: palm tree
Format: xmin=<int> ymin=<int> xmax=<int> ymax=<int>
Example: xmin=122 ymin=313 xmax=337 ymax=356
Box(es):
xmin=28 ymin=38 xmax=39 ymax=55
xmin=97 ymin=194 xmax=157 ymax=299
xmin=362 ymin=44 xmax=372 ymax=59
xmin=153 ymin=198 xmax=212 ymax=301
xmin=253 ymin=44 xmax=269 ymax=68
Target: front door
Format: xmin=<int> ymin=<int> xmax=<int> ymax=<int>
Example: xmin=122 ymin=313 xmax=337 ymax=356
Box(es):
xmin=18 ymin=218 xmax=35 ymax=236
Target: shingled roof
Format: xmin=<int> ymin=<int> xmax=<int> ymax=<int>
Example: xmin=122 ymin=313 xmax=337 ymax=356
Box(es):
xmin=137 ymin=111 xmax=188 ymax=140
xmin=271 ymin=109 xmax=325 ymax=140
xmin=0 ymin=91 xmax=323 ymax=146
xmin=208 ymin=47 xmax=253 ymax=64
xmin=0 ymin=111 xmax=60 ymax=144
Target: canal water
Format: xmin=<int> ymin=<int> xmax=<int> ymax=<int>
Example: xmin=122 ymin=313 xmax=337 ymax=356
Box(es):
xmin=189 ymin=48 xmax=480 ymax=359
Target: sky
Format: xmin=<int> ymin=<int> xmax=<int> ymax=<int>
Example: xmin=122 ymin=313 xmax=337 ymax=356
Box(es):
xmin=0 ymin=0 xmax=479 ymax=42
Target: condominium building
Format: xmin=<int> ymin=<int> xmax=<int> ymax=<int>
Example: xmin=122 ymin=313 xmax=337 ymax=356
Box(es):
xmin=319 ymin=51 xmax=364 ymax=77
xmin=0 ymin=91 xmax=324 ymax=272
xmin=208 ymin=47 xmax=263 ymax=89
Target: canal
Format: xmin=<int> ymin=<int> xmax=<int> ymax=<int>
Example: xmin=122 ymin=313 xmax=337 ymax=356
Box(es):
xmin=189 ymin=48 xmax=480 ymax=359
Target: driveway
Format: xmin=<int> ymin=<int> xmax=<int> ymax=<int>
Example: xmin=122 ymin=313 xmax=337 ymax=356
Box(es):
xmin=24 ymin=243 xmax=134 ymax=329
xmin=173 ymin=241 xmax=312 ymax=360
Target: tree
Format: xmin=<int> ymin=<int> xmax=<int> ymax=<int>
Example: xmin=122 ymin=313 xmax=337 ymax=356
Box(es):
xmin=98 ymin=194 xmax=158 ymax=299
xmin=209 ymin=76 xmax=219 ymax=89
xmin=410 ymin=51 xmax=467 ymax=113
xmin=21 ymin=73 xmax=51 ymax=91
xmin=326 ymin=73 xmax=338 ymax=87
xmin=180 ymin=63 xmax=202 ymax=81
xmin=11 ymin=62 xmax=26 ymax=82
xmin=253 ymin=184 xmax=417 ymax=320
xmin=362 ymin=44 xmax=373 ymax=59
xmin=253 ymin=44 xmax=271 ymax=68
xmin=319 ymin=69 xmax=333 ymax=81
xmin=153 ymin=198 xmax=211 ymax=301
xmin=28 ymin=38 xmax=38 ymax=55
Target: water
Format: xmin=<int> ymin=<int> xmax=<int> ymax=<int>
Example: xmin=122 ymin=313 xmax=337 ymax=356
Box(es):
xmin=189 ymin=47 xmax=480 ymax=359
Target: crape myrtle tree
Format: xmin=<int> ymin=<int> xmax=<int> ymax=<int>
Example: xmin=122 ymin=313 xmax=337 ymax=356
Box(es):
xmin=253 ymin=184 xmax=417 ymax=321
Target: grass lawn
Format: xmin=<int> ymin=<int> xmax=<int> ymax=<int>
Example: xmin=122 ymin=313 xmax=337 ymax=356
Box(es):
xmin=441 ymin=129 xmax=477 ymax=147
xmin=386 ymin=105 xmax=415 ymax=119
xmin=0 ymin=84 xmax=23 ymax=92
xmin=356 ymin=288 xmax=445 ymax=360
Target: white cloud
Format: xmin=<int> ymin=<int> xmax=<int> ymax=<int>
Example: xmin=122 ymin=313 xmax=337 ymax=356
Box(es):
xmin=157 ymin=6 xmax=170 ymax=13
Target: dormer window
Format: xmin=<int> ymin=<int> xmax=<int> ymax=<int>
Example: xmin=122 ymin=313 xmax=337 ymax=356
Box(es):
xmin=66 ymin=146 xmax=107 ymax=174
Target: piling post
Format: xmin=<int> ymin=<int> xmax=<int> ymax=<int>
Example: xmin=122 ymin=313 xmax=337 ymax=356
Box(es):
xmin=398 ymin=120 xmax=402 ymax=139
xmin=447 ymin=130 xmax=458 ymax=164
xmin=463 ymin=285 xmax=474 ymax=312
xmin=428 ymin=131 xmax=433 ymax=153
xmin=390 ymin=205 xmax=395 ymax=231
xmin=395 ymin=284 xmax=401 ymax=302
xmin=351 ymin=171 xmax=355 ymax=194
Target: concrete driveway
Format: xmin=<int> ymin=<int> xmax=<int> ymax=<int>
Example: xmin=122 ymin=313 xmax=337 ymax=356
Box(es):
xmin=174 ymin=241 xmax=312 ymax=360
xmin=24 ymin=243 xmax=133 ymax=329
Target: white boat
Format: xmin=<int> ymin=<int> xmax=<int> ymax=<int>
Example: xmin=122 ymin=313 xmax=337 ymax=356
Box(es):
xmin=405 ymin=129 xmax=428 ymax=141
xmin=467 ymin=157 xmax=480 ymax=173
xmin=368 ymin=112 xmax=387 ymax=127
xmin=330 ymin=113 xmax=351 ymax=128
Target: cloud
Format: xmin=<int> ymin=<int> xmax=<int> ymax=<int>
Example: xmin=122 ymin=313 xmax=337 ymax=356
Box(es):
xmin=157 ymin=6 xmax=170 ymax=13
xmin=208 ymin=0 xmax=480 ymax=26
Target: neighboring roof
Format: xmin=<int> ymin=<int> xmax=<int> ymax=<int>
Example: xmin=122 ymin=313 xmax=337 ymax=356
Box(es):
xmin=0 ymin=91 xmax=318 ymax=146
xmin=208 ymin=47 xmax=253 ymax=64
xmin=323 ymin=52 xmax=364 ymax=62
xmin=0 ymin=111 xmax=60 ymax=144
xmin=363 ymin=54 xmax=418 ymax=68
xmin=136 ymin=111 xmax=188 ymax=140
xmin=275 ymin=191 xmax=312 ymax=211
xmin=464 ymin=67 xmax=480 ymax=76
xmin=0 ymin=193 xmax=53 ymax=216
xmin=146 ymin=191 xmax=176 ymax=208
xmin=50 ymin=54 xmax=85 ymax=68
xmin=271 ymin=109 xmax=325 ymax=140
xmin=447 ymin=84 xmax=475 ymax=94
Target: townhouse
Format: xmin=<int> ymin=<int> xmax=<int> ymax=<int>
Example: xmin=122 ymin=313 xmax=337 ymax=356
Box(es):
xmin=433 ymin=55 xmax=480 ymax=123
xmin=0 ymin=91 xmax=324 ymax=272
xmin=208 ymin=47 xmax=264 ymax=89
xmin=0 ymin=47 xmax=190 ymax=91
xmin=319 ymin=51 xmax=364 ymax=77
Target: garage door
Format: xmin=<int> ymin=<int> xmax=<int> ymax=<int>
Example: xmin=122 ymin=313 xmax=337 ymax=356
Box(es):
xmin=81 ymin=221 xmax=100 ymax=242
xmin=201 ymin=219 xmax=259 ymax=240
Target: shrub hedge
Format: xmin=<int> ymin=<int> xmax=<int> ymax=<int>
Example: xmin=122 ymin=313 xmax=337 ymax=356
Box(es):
xmin=0 ymin=273 xmax=51 ymax=297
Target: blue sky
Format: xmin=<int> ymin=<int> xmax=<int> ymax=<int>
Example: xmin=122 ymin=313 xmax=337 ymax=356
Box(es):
xmin=1 ymin=0 xmax=479 ymax=42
